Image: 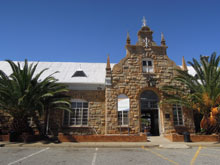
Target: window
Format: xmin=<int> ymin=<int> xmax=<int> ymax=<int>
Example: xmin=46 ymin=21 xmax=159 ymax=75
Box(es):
xmin=63 ymin=99 xmax=88 ymax=126
xmin=140 ymin=91 xmax=159 ymax=110
xmin=172 ymin=104 xmax=183 ymax=126
xmin=141 ymin=100 xmax=158 ymax=109
xmin=142 ymin=58 xmax=153 ymax=73
xmin=117 ymin=94 xmax=129 ymax=126
xmin=118 ymin=111 xmax=129 ymax=125
xmin=105 ymin=77 xmax=112 ymax=86
xmin=72 ymin=69 xmax=87 ymax=77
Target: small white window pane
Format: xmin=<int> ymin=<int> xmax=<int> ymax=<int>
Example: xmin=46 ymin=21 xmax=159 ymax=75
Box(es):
xmin=71 ymin=102 xmax=76 ymax=108
xmin=148 ymin=67 xmax=153 ymax=72
xmin=82 ymin=120 xmax=88 ymax=125
xmin=118 ymin=111 xmax=122 ymax=125
xmin=83 ymin=102 xmax=88 ymax=108
xmin=77 ymin=102 xmax=82 ymax=108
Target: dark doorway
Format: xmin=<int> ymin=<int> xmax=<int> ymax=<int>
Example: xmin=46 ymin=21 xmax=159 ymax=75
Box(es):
xmin=140 ymin=91 xmax=159 ymax=136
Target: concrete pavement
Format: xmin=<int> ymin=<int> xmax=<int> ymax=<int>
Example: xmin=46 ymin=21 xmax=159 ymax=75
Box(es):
xmin=1 ymin=146 xmax=220 ymax=164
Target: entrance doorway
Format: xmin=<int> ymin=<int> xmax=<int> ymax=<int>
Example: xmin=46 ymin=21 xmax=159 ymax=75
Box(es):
xmin=140 ymin=90 xmax=159 ymax=136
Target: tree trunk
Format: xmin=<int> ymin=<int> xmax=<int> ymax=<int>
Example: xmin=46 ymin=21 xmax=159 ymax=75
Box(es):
xmin=43 ymin=109 xmax=49 ymax=136
xmin=10 ymin=116 xmax=31 ymax=134
xmin=32 ymin=114 xmax=44 ymax=136
xmin=9 ymin=116 xmax=33 ymax=141
xmin=200 ymin=115 xmax=209 ymax=130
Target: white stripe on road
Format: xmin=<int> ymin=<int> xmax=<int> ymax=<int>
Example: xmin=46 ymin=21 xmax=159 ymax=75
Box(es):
xmin=8 ymin=147 xmax=50 ymax=165
xmin=92 ymin=148 xmax=98 ymax=165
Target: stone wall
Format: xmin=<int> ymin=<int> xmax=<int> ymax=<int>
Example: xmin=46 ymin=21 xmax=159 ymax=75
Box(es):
xmin=49 ymin=90 xmax=105 ymax=135
xmin=105 ymin=26 xmax=195 ymax=135
xmin=0 ymin=110 xmax=11 ymax=134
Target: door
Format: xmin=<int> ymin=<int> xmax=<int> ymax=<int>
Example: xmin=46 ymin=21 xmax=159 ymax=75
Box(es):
xmin=140 ymin=90 xmax=159 ymax=136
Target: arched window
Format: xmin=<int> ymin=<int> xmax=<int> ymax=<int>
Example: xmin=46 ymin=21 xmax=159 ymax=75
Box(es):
xmin=117 ymin=94 xmax=129 ymax=126
xmin=140 ymin=90 xmax=158 ymax=109
xmin=142 ymin=58 xmax=153 ymax=73
xmin=172 ymin=104 xmax=183 ymax=126
xmin=63 ymin=99 xmax=88 ymax=126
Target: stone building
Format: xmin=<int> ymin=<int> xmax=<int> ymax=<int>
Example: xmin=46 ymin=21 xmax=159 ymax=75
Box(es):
xmin=50 ymin=20 xmax=195 ymax=136
xmin=0 ymin=20 xmax=195 ymax=137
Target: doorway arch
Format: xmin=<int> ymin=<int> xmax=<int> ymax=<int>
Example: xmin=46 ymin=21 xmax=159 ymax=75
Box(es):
xmin=140 ymin=90 xmax=159 ymax=136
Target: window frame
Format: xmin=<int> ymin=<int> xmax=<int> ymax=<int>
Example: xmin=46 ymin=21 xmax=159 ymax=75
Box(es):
xmin=142 ymin=58 xmax=154 ymax=73
xmin=117 ymin=94 xmax=130 ymax=126
xmin=172 ymin=104 xmax=184 ymax=126
xmin=118 ymin=110 xmax=129 ymax=126
xmin=63 ymin=99 xmax=89 ymax=127
xmin=141 ymin=99 xmax=158 ymax=110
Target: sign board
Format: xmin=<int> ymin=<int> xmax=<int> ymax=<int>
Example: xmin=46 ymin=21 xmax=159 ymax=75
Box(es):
xmin=118 ymin=95 xmax=130 ymax=111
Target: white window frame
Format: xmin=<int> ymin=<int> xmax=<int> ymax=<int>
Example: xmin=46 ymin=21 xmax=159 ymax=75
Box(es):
xmin=118 ymin=111 xmax=129 ymax=126
xmin=63 ymin=99 xmax=89 ymax=127
xmin=142 ymin=58 xmax=154 ymax=73
xmin=117 ymin=94 xmax=129 ymax=126
xmin=172 ymin=104 xmax=184 ymax=126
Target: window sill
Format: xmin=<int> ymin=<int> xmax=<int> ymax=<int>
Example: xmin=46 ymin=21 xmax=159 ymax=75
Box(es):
xmin=117 ymin=125 xmax=130 ymax=128
xmin=142 ymin=72 xmax=154 ymax=75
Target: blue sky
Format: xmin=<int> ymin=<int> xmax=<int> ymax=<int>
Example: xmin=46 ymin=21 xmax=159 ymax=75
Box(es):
xmin=0 ymin=0 xmax=220 ymax=65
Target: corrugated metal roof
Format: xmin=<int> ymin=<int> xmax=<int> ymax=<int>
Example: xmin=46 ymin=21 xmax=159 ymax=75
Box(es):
xmin=0 ymin=61 xmax=115 ymax=84
xmin=0 ymin=61 xmax=196 ymax=84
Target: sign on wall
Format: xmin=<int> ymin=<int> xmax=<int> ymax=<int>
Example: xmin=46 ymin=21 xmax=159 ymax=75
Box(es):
xmin=118 ymin=94 xmax=130 ymax=111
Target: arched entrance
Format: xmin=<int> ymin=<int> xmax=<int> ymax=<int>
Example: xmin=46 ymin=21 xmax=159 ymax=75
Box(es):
xmin=140 ymin=90 xmax=159 ymax=136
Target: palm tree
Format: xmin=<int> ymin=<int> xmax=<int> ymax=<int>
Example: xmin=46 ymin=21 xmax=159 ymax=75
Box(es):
xmin=41 ymin=83 xmax=71 ymax=136
xmin=162 ymin=52 xmax=220 ymax=133
xmin=0 ymin=60 xmax=70 ymax=137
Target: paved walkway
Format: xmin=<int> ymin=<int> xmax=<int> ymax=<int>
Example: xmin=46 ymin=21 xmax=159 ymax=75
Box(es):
xmin=1 ymin=136 xmax=220 ymax=148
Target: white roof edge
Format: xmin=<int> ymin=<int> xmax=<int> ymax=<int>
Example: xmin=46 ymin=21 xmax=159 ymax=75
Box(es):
xmin=60 ymin=82 xmax=105 ymax=85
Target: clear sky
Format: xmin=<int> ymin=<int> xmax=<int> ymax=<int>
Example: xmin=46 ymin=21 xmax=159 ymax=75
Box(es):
xmin=0 ymin=0 xmax=220 ymax=65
